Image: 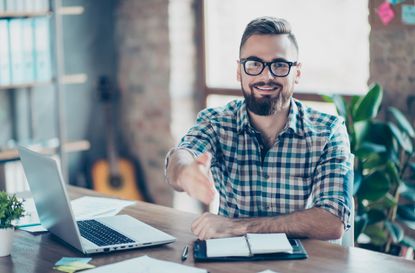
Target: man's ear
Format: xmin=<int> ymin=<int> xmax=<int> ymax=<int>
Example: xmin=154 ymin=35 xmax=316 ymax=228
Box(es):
xmin=236 ymin=60 xmax=241 ymax=82
xmin=294 ymin=62 xmax=302 ymax=84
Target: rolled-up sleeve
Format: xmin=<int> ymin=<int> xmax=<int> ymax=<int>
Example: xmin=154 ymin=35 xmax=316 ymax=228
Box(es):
xmin=312 ymin=120 xmax=353 ymax=230
xmin=164 ymin=108 xmax=219 ymax=175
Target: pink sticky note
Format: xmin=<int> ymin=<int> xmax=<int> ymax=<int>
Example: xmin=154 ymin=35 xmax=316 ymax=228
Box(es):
xmin=376 ymin=1 xmax=395 ymax=25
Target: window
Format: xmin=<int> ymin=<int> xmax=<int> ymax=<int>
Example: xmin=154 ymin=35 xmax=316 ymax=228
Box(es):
xmin=202 ymin=0 xmax=370 ymax=101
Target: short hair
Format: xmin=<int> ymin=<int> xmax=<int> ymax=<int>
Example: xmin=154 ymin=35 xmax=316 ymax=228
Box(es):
xmin=239 ymin=17 xmax=299 ymax=56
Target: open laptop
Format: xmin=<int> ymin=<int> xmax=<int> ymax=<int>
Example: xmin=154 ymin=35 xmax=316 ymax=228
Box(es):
xmin=18 ymin=146 xmax=176 ymax=254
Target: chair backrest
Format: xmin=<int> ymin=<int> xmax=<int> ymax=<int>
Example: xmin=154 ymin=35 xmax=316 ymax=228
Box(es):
xmin=341 ymin=197 xmax=355 ymax=247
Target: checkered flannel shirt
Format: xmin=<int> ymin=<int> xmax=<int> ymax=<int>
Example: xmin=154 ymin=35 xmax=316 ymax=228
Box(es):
xmin=166 ymin=98 xmax=353 ymax=229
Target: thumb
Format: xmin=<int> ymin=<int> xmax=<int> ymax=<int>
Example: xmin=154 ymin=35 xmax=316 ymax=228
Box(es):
xmin=196 ymin=152 xmax=212 ymax=167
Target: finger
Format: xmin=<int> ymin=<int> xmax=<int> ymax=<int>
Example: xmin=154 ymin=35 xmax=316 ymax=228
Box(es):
xmin=196 ymin=152 xmax=212 ymax=168
xmin=198 ymin=226 xmax=208 ymax=240
xmin=191 ymin=212 xmax=209 ymax=234
xmin=190 ymin=176 xmax=215 ymax=204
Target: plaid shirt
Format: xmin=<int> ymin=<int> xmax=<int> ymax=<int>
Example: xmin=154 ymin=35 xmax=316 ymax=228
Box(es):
xmin=168 ymin=98 xmax=353 ymax=229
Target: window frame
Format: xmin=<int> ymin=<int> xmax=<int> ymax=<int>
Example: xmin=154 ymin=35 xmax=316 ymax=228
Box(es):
xmin=195 ymin=0 xmax=353 ymax=108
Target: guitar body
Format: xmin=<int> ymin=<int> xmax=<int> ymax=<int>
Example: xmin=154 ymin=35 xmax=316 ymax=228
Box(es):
xmin=90 ymin=76 xmax=151 ymax=202
xmin=91 ymin=158 xmax=145 ymax=201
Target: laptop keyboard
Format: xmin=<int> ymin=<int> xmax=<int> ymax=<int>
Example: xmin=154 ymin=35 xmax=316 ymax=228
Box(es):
xmin=77 ymin=220 xmax=135 ymax=246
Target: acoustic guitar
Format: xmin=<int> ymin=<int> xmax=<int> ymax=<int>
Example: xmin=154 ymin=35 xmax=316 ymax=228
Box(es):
xmin=91 ymin=76 xmax=148 ymax=201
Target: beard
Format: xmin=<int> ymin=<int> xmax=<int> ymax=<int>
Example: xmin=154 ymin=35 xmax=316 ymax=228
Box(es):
xmin=242 ymin=81 xmax=289 ymax=116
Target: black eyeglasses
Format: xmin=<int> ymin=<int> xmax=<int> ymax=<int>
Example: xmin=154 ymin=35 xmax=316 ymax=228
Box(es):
xmin=240 ymin=58 xmax=298 ymax=77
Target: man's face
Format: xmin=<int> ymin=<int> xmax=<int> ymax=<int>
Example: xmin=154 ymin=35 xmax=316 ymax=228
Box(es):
xmin=237 ymin=34 xmax=301 ymax=116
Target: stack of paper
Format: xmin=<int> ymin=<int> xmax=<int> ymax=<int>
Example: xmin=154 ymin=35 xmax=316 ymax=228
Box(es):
xmin=53 ymin=257 xmax=95 ymax=273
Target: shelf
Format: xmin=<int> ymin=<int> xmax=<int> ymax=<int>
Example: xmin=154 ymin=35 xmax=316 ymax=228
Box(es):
xmin=0 ymin=6 xmax=84 ymax=19
xmin=0 ymin=11 xmax=51 ymax=19
xmin=0 ymin=140 xmax=90 ymax=163
xmin=0 ymin=74 xmax=88 ymax=91
xmin=0 ymin=81 xmax=52 ymax=91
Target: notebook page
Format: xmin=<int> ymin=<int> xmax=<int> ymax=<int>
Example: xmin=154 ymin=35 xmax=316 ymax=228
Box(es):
xmin=206 ymin=236 xmax=251 ymax=257
xmin=247 ymin=233 xmax=293 ymax=254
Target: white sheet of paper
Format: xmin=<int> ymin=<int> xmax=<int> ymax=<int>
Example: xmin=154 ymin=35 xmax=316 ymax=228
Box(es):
xmin=84 ymin=255 xmax=207 ymax=273
xmin=71 ymin=196 xmax=135 ymax=220
xmin=16 ymin=196 xmax=135 ymax=233
xmin=247 ymin=233 xmax=293 ymax=254
xmin=206 ymin=236 xmax=250 ymax=257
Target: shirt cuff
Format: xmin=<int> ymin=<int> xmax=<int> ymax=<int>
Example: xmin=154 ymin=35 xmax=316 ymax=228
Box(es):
xmin=164 ymin=147 xmax=198 ymax=184
xmin=314 ymin=198 xmax=352 ymax=231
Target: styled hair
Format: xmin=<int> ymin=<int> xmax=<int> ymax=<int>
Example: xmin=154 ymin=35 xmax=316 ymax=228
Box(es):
xmin=239 ymin=17 xmax=299 ymax=55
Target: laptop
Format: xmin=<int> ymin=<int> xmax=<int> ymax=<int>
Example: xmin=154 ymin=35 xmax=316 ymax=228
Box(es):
xmin=18 ymin=146 xmax=176 ymax=254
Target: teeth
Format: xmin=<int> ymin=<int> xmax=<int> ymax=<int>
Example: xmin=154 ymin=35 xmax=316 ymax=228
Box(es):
xmin=256 ymin=86 xmax=276 ymax=90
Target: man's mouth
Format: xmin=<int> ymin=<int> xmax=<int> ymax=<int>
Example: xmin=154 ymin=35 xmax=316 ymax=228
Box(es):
xmin=252 ymin=83 xmax=282 ymax=93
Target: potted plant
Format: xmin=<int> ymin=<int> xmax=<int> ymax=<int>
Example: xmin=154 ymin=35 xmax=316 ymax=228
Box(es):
xmin=0 ymin=191 xmax=25 ymax=257
xmin=324 ymin=83 xmax=415 ymax=255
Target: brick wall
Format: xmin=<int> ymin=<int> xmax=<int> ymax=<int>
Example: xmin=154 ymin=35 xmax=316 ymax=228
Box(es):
xmin=115 ymin=0 xmax=174 ymax=206
xmin=369 ymin=0 xmax=415 ymax=122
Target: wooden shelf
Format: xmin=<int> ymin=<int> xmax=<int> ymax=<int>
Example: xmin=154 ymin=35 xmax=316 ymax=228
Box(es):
xmin=0 ymin=74 xmax=87 ymax=91
xmin=0 ymin=11 xmax=51 ymax=19
xmin=0 ymin=140 xmax=90 ymax=163
xmin=0 ymin=81 xmax=52 ymax=91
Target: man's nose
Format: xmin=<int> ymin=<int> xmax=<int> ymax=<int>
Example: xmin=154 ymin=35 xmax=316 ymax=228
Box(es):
xmin=261 ymin=64 xmax=275 ymax=80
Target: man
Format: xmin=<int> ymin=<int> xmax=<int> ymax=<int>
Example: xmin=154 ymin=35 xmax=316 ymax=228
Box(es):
xmin=165 ymin=17 xmax=353 ymax=241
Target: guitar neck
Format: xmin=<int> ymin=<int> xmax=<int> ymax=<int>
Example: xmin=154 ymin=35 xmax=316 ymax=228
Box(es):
xmin=104 ymin=103 xmax=121 ymax=176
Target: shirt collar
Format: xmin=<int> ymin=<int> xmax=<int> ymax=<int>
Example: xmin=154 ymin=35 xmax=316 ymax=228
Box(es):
xmin=237 ymin=97 xmax=304 ymax=137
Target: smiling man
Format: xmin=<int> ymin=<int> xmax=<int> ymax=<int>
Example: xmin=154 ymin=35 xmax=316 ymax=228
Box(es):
xmin=165 ymin=17 xmax=353 ymax=241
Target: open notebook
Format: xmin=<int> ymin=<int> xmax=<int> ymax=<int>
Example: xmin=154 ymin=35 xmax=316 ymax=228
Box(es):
xmin=193 ymin=233 xmax=308 ymax=262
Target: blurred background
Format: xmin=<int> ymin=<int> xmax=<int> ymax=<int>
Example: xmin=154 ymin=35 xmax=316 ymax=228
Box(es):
xmin=0 ymin=0 xmax=415 ymax=256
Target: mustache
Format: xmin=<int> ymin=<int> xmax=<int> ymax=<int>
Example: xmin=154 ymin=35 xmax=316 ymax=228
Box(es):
xmin=250 ymin=81 xmax=283 ymax=89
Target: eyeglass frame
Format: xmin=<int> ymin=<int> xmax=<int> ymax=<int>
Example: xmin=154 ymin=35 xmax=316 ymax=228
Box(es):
xmin=239 ymin=57 xmax=299 ymax=77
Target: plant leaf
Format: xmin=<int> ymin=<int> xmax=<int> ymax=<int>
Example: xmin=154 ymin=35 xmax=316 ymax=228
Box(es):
xmin=367 ymin=209 xmax=387 ymax=225
xmin=401 ymin=235 xmax=415 ymax=249
xmin=388 ymin=107 xmax=415 ymax=138
xmin=353 ymin=83 xmax=383 ymax=122
xmin=384 ymin=220 xmax=404 ymax=243
xmin=331 ymin=94 xmax=348 ymax=121
xmin=388 ymin=122 xmax=413 ymax=154
xmin=355 ymin=142 xmax=387 ymax=158
xmin=354 ymin=121 xmax=371 ymax=149
xmin=349 ymin=95 xmax=362 ymax=118
xmin=399 ymin=185 xmax=415 ymax=202
xmin=385 ymin=160 xmax=400 ymax=186
xmin=397 ymin=204 xmax=415 ymax=221
xmin=367 ymin=193 xmax=398 ymax=210
xmin=361 ymin=152 xmax=388 ymax=169
xmin=364 ymin=224 xmax=388 ymax=246
xmin=357 ymin=171 xmax=391 ymax=201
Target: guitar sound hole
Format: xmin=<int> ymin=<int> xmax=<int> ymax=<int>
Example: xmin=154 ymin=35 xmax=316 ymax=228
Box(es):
xmin=109 ymin=176 xmax=123 ymax=188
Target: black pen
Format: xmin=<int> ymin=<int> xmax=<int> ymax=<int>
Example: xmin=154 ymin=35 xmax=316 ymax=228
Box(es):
xmin=181 ymin=245 xmax=189 ymax=261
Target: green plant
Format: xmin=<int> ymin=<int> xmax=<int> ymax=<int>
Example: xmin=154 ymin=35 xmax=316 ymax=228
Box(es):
xmin=323 ymin=83 xmax=415 ymax=253
xmin=0 ymin=191 xmax=25 ymax=229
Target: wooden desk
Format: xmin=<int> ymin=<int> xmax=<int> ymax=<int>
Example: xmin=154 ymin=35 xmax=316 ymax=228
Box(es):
xmin=1 ymin=186 xmax=414 ymax=273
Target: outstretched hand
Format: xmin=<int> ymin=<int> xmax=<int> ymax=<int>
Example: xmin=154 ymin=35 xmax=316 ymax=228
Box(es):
xmin=177 ymin=152 xmax=216 ymax=205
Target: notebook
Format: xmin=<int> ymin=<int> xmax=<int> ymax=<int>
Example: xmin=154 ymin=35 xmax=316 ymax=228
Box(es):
xmin=194 ymin=233 xmax=308 ymax=262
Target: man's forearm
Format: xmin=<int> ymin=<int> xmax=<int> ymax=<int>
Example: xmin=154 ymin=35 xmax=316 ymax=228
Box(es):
xmin=238 ymin=207 xmax=344 ymax=240
xmin=166 ymin=149 xmax=195 ymax=191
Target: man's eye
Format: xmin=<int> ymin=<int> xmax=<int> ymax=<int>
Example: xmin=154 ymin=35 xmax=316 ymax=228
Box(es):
xmin=248 ymin=61 xmax=261 ymax=67
xmin=273 ymin=62 xmax=288 ymax=68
